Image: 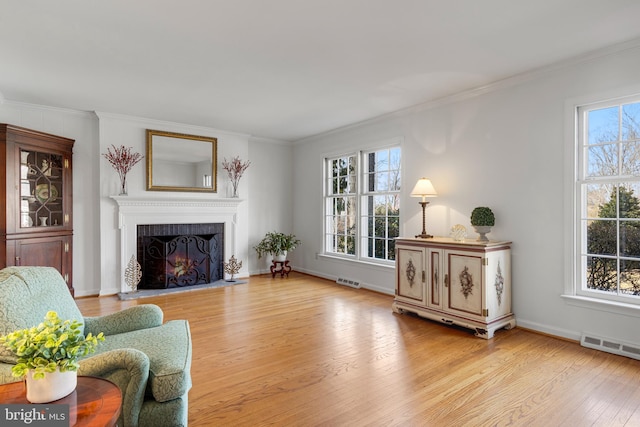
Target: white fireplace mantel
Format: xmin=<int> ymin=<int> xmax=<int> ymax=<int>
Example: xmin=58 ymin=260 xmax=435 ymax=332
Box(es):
xmin=111 ymin=196 xmax=243 ymax=292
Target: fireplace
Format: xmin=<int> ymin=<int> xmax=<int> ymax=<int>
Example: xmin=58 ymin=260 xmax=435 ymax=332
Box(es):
xmin=112 ymin=197 xmax=242 ymax=295
xmin=137 ymin=223 xmax=224 ymax=289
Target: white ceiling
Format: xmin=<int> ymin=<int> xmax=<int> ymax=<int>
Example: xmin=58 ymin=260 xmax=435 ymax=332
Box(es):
xmin=2 ymin=1 xmax=640 ymax=142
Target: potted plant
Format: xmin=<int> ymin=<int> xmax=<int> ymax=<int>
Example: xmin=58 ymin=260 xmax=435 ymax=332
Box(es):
xmin=470 ymin=207 xmax=495 ymax=242
xmin=254 ymin=231 xmax=301 ymax=261
xmin=0 ymin=310 xmax=105 ymax=403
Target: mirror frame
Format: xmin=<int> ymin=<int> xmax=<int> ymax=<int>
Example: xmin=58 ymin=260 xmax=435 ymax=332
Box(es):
xmin=146 ymin=129 xmax=217 ymax=192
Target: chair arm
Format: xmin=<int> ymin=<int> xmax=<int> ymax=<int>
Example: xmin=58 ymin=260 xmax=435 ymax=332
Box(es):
xmin=84 ymin=304 xmax=163 ymax=336
xmin=79 ymin=348 xmax=150 ymax=427
xmin=0 ymin=362 xmax=19 ymax=385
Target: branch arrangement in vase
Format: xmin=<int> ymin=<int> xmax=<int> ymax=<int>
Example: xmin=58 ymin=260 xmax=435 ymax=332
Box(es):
xmin=102 ymin=144 xmax=143 ymax=195
xmin=222 ymin=156 xmax=251 ymax=197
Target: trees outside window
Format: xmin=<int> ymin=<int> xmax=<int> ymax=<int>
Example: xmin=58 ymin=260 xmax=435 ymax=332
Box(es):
xmin=578 ymin=98 xmax=640 ymax=301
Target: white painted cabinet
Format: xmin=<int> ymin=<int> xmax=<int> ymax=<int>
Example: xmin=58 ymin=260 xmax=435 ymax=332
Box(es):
xmin=392 ymin=237 xmax=515 ymax=339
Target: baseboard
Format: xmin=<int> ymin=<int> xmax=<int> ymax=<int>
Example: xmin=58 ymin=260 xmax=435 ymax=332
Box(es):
xmin=515 ymin=319 xmax=581 ymax=342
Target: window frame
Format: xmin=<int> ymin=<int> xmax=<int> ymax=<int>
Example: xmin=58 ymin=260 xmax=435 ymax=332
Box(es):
xmin=573 ymin=94 xmax=640 ymax=306
xmin=323 ymin=140 xmax=402 ymax=265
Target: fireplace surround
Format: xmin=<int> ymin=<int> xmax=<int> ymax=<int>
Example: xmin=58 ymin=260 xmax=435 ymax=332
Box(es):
xmin=112 ymin=196 xmax=242 ymax=293
xmin=137 ymin=223 xmax=224 ymax=288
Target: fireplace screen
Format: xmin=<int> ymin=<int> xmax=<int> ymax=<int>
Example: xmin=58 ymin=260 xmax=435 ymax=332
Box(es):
xmin=137 ymin=223 xmax=223 ymax=289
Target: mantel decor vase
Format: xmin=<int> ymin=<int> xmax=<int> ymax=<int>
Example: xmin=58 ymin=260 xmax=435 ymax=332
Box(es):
xmin=26 ymin=368 xmax=77 ymax=403
xmin=102 ymin=145 xmax=143 ymax=197
xmin=222 ymin=156 xmax=251 ymax=199
xmin=119 ymin=176 xmax=127 ymax=196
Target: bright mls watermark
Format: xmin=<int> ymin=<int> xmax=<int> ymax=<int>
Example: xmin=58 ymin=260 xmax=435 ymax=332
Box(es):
xmin=1 ymin=404 xmax=69 ymax=426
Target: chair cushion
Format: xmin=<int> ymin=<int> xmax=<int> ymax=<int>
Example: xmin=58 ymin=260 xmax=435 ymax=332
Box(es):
xmin=0 ymin=267 xmax=84 ymax=364
xmin=91 ymin=320 xmax=192 ymax=402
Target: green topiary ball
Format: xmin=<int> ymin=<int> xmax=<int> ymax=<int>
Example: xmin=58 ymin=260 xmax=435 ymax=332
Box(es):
xmin=470 ymin=207 xmax=495 ymax=226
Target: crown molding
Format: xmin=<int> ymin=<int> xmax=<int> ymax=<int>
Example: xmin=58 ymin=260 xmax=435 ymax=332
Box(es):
xmin=95 ymin=111 xmax=251 ymax=139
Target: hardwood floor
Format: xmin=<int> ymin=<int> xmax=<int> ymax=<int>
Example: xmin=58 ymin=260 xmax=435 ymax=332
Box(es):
xmin=75 ymin=274 xmax=640 ymax=426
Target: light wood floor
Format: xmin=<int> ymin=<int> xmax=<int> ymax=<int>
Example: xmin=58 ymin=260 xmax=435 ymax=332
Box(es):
xmin=75 ymin=274 xmax=640 ymax=426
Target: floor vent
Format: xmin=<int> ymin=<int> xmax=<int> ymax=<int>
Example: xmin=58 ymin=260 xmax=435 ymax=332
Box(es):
xmin=336 ymin=277 xmax=361 ymax=288
xmin=580 ymin=333 xmax=640 ymax=361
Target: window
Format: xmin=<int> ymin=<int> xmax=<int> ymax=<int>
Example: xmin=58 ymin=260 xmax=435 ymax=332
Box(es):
xmin=325 ymin=145 xmax=401 ymax=263
xmin=576 ymin=96 xmax=640 ymax=303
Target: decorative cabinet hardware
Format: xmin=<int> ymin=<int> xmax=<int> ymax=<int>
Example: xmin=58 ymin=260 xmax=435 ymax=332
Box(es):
xmin=392 ymin=237 xmax=515 ymax=339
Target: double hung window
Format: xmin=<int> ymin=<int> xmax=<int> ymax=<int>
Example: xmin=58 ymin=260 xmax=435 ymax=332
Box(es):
xmin=325 ymin=146 xmax=401 ymax=263
xmin=576 ymin=97 xmax=640 ymax=303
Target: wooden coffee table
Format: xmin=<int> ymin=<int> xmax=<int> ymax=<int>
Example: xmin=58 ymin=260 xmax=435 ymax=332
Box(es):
xmin=0 ymin=376 xmax=121 ymax=427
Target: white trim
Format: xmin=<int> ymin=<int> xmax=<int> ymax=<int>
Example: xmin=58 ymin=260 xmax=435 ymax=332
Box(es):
xmin=95 ymin=111 xmax=251 ymax=138
xmin=317 ymin=253 xmax=395 ymax=270
xmin=294 ymin=265 xmax=394 ymax=296
xmin=111 ymin=196 xmax=243 ymax=293
xmin=564 ymin=88 xmax=640 ymax=303
xmin=3 ymin=100 xmax=95 ymax=118
xmin=516 ymin=318 xmax=581 ymax=342
xmin=321 ymin=136 xmax=403 ymax=160
xmin=561 ymin=294 xmax=640 ymax=318
xmin=322 ymin=142 xmax=402 ymax=263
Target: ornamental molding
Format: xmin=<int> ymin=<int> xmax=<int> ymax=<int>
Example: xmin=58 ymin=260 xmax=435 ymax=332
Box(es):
xmin=111 ymin=196 xmax=243 ymax=209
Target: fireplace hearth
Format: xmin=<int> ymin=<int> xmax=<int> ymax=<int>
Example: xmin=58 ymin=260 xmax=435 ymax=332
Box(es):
xmin=137 ymin=223 xmax=224 ymax=289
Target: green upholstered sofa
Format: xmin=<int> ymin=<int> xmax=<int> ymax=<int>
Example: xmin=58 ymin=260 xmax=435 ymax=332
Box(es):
xmin=0 ymin=267 xmax=192 ymax=427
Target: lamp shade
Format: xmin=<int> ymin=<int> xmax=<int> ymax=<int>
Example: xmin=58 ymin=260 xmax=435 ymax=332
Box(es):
xmin=410 ymin=178 xmax=437 ymax=199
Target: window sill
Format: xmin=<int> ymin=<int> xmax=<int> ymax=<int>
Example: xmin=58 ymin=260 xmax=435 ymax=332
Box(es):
xmin=561 ymin=294 xmax=640 ymax=318
xmin=318 ymin=253 xmax=395 ymax=271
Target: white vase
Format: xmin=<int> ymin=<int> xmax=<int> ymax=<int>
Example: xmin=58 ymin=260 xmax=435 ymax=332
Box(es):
xmin=26 ymin=368 xmax=77 ymax=403
xmin=273 ymin=251 xmax=287 ymax=262
xmin=473 ymin=225 xmax=492 ymax=242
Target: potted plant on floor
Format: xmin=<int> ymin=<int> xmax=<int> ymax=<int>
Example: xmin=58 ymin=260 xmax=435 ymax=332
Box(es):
xmin=470 ymin=206 xmax=495 ymax=242
xmin=254 ymin=231 xmax=301 ymax=261
xmin=0 ymin=311 xmax=105 ymax=403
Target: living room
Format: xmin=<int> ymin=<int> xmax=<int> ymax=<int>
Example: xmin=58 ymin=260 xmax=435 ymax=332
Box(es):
xmin=1 ymin=2 xmax=640 ymax=424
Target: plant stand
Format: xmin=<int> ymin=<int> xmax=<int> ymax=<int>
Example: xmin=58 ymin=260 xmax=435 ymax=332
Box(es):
xmin=270 ymin=260 xmax=291 ymax=278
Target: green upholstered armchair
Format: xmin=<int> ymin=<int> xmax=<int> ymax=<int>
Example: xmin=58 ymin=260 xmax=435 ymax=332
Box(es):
xmin=0 ymin=267 xmax=192 ymax=427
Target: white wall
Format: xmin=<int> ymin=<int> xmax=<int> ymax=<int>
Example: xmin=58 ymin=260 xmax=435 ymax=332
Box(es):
xmin=292 ymin=43 xmax=640 ymax=344
xmin=247 ymin=137 xmax=295 ymax=274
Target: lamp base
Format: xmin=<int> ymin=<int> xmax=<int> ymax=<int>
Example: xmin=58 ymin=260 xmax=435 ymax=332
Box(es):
xmin=415 ymin=232 xmax=433 ymax=239
xmin=416 ymin=201 xmax=433 ymax=239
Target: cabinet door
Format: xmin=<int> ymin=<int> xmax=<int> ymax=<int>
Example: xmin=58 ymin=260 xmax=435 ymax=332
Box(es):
xmin=427 ymin=248 xmax=443 ymax=309
xmin=445 ymin=251 xmax=483 ymax=318
xmin=16 ymin=147 xmax=70 ymax=233
xmin=10 ymin=236 xmax=72 ymax=292
xmin=396 ymin=247 xmax=425 ymax=303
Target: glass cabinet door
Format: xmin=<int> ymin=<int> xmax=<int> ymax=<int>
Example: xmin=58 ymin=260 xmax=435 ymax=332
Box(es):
xmin=19 ymin=149 xmax=65 ymax=229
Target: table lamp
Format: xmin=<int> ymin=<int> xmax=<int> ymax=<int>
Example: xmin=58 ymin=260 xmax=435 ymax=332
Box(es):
xmin=410 ymin=178 xmax=437 ymax=238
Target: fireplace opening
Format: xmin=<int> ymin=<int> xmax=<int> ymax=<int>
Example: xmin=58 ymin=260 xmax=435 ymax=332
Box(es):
xmin=137 ymin=223 xmax=224 ymax=289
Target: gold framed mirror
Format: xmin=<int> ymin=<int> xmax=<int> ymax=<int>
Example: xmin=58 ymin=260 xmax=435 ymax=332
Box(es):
xmin=146 ymin=129 xmax=217 ymax=192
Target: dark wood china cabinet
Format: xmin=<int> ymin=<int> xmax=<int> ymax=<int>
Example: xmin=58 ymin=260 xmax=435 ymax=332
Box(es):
xmin=0 ymin=124 xmax=74 ymax=295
